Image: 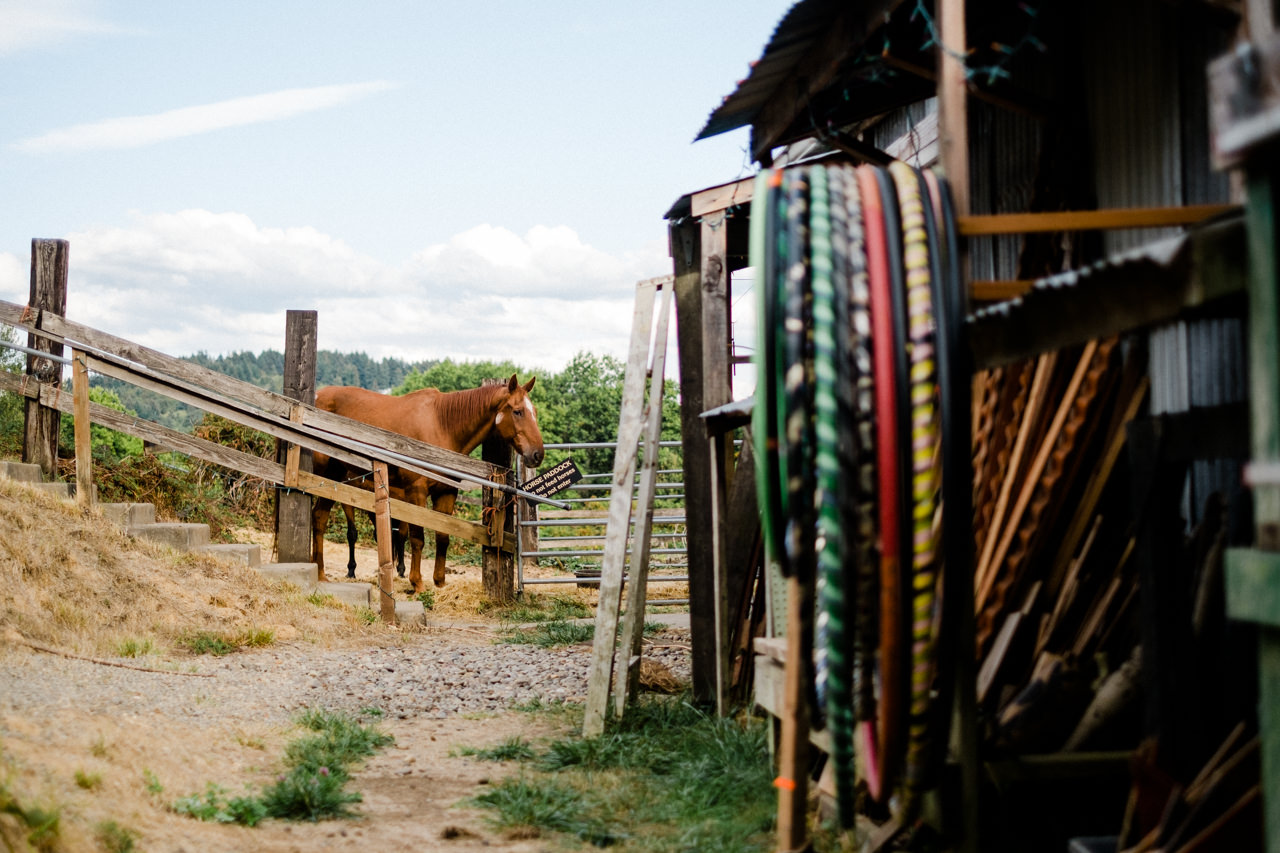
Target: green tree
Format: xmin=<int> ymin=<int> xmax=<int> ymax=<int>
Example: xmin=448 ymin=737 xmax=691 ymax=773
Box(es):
xmin=58 ymin=386 xmax=144 ymax=464
xmin=395 ymin=358 xmax=533 ymax=395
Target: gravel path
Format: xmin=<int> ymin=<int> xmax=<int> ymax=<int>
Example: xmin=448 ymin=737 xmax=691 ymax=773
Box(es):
xmin=0 ymin=623 xmax=693 ymax=726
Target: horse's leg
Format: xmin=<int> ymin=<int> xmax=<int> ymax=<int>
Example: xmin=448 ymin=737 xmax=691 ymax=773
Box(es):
xmin=311 ymin=495 xmax=335 ymax=583
xmin=431 ymin=489 xmax=457 ymax=587
xmin=394 ymin=521 xmax=407 ymax=577
xmin=404 ymin=480 xmax=429 ymax=594
xmin=343 ymin=505 xmax=359 ymax=578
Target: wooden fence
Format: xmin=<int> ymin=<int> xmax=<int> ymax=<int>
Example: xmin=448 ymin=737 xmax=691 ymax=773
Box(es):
xmin=0 ymin=297 xmax=521 ymax=616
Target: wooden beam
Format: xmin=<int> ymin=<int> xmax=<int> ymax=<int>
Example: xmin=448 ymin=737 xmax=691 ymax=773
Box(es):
xmin=23 ymin=240 xmax=68 ymax=481
xmin=692 ymin=179 xmax=756 ymax=218
xmin=71 ymin=349 xmax=92 ymax=509
xmin=277 ymin=309 xmax=317 ymax=562
xmin=937 ymin=0 xmax=970 ymax=215
xmin=0 ymin=300 xmax=495 ymax=480
xmin=374 ymin=461 xmax=395 ymax=623
xmin=971 ymin=280 xmax=1034 ymax=300
xmin=958 ymin=204 xmax=1237 ymax=235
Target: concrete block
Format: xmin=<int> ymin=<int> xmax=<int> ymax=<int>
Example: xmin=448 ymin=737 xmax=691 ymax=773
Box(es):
xmin=200 ymin=543 xmax=261 ymax=567
xmin=0 ymin=461 xmax=43 ymax=484
xmin=317 ymin=581 xmax=373 ymax=609
xmin=99 ymin=503 xmax=156 ymax=527
xmin=256 ymin=562 xmax=319 ymax=590
xmin=128 ymin=522 xmax=211 ymax=551
xmin=394 ymin=600 xmax=427 ymax=626
xmin=32 ymin=482 xmax=73 ymax=500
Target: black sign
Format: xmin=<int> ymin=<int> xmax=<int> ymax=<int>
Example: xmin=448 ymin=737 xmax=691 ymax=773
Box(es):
xmin=522 ymin=459 xmax=583 ymax=498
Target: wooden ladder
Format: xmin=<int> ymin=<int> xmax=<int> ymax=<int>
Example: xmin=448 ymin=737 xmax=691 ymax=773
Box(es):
xmin=582 ymin=274 xmax=676 ymax=737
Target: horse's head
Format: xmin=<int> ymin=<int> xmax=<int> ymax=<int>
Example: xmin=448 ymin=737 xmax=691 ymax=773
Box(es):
xmin=493 ymin=374 xmax=545 ymax=468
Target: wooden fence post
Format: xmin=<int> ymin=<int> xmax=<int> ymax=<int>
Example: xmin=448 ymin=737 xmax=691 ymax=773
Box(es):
xmin=71 ymin=349 xmax=93 ymax=508
xmin=276 ymin=310 xmax=317 ymax=563
xmin=482 ymin=435 xmax=515 ymax=605
xmin=23 ymin=239 xmax=68 ymax=481
xmin=374 ymin=461 xmax=396 ymax=624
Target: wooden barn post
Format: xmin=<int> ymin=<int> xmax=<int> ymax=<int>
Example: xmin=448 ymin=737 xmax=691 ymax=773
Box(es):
xmin=277 ymin=310 xmax=317 ymax=563
xmin=481 ymin=435 xmax=515 ymax=604
xmin=672 ymin=214 xmax=725 ymax=705
xmin=23 ymin=239 xmax=68 ymax=481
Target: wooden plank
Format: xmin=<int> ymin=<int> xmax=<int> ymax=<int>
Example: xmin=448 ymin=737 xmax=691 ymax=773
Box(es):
xmin=0 ymin=368 xmax=506 ymax=553
xmin=775 ymin=574 xmax=812 ymax=853
xmin=583 ymin=277 xmax=660 ymax=738
xmin=971 ymin=280 xmax=1034 ymax=301
xmin=71 ymin=349 xmax=93 ymax=508
xmin=691 ymin=178 xmax=755 ymax=218
xmin=616 ymin=278 xmax=675 ymax=716
xmin=374 ymin=461 xmax=395 ymax=623
xmin=0 ymin=370 xmax=287 ymax=484
xmin=81 ymin=353 xmax=375 ymax=473
xmin=22 ymin=242 xmax=68 ymax=480
xmin=957 ymin=204 xmax=1236 ymax=236
xmin=937 ymin=0 xmax=970 ymax=216
xmin=0 ymin=301 xmax=495 ymax=480
xmin=294 ymin=470 xmax=496 ymax=548
xmin=277 ymin=309 xmax=317 ymax=562
xmin=978 ymin=344 xmax=1097 ymax=615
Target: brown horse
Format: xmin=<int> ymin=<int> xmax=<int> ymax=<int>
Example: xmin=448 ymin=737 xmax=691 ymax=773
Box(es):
xmin=311 ymin=375 xmax=544 ymax=592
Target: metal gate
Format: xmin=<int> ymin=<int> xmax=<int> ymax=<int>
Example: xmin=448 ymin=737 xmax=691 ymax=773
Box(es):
xmin=514 ymin=441 xmax=687 ymax=598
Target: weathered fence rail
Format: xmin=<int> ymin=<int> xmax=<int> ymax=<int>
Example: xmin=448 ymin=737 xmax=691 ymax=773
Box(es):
xmin=0 ymin=291 xmax=573 ymax=612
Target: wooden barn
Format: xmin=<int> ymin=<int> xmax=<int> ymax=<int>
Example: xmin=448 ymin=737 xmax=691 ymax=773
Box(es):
xmin=665 ymin=0 xmax=1277 ymax=850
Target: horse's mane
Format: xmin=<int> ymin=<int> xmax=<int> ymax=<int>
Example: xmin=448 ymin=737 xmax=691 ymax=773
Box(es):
xmin=429 ymin=382 xmax=507 ymax=425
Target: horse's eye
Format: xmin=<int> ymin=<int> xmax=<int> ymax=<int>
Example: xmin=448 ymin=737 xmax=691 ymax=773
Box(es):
xmin=513 ymin=408 xmax=524 ymax=418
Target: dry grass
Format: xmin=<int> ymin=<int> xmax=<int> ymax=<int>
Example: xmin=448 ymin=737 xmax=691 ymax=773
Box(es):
xmin=0 ymin=478 xmax=372 ymax=659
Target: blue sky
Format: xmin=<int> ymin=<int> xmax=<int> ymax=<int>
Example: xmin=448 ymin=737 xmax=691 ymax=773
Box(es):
xmin=0 ymin=0 xmax=778 ymax=374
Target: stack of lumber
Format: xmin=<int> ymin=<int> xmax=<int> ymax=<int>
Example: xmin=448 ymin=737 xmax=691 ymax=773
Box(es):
xmin=971 ymin=337 xmax=1149 ymax=753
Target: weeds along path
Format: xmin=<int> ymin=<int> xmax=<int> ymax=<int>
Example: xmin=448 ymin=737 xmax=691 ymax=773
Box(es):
xmin=0 ymin=480 xmax=692 ymax=851
xmin=1 ymin=619 xmax=690 ymax=852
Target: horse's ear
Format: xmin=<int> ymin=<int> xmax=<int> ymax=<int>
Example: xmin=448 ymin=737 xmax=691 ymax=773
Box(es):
xmin=506 ymin=373 xmax=519 ymax=392
xmin=523 ymin=376 xmax=536 ymax=393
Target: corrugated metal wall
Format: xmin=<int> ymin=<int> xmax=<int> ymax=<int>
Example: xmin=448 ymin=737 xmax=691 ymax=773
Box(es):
xmin=1083 ymin=0 xmax=1238 ymax=526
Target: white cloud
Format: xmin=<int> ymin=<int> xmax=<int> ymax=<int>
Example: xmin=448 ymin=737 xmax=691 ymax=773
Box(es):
xmin=13 ymin=81 xmax=399 ymax=153
xmin=408 ymin=223 xmax=654 ymax=299
xmin=0 ymin=0 xmax=130 ymax=56
xmin=0 ymin=212 xmax=672 ymax=372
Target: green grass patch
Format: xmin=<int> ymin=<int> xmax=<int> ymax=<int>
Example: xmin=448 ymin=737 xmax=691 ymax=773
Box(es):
xmin=73 ymin=770 xmax=102 ymax=791
xmin=237 ymin=627 xmax=275 ymax=648
xmin=469 ymin=695 xmax=774 ymax=852
xmin=415 ymin=588 xmax=435 ymax=610
xmin=115 ymin=637 xmax=156 ymax=658
xmin=172 ymin=708 xmax=393 ymax=826
xmin=499 ymin=620 xmax=594 ymax=648
xmin=178 ymin=631 xmax=236 ymax=656
xmin=497 ymin=593 xmax=592 ymax=624
xmin=96 ymin=819 xmax=140 ymax=853
xmin=305 ymin=590 xmax=338 ymax=608
xmin=457 ymin=736 xmax=536 ymax=763
xmin=0 ymin=773 xmax=62 ymax=852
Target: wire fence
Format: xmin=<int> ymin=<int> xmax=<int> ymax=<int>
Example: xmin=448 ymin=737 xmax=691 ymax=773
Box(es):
xmin=514 ymin=441 xmax=688 ymax=603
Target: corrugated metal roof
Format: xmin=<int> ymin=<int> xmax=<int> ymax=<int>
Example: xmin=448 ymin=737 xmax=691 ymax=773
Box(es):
xmin=695 ymin=0 xmax=845 ymax=141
